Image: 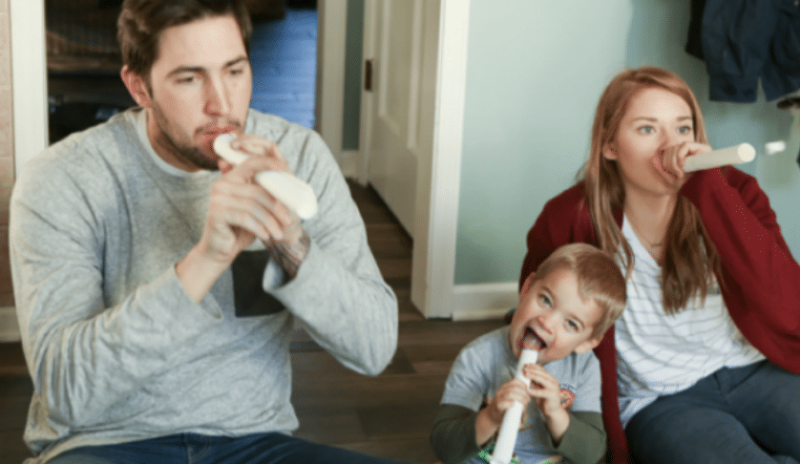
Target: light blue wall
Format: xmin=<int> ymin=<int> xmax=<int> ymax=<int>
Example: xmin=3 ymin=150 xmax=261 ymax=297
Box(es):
xmin=455 ymin=0 xmax=800 ymax=285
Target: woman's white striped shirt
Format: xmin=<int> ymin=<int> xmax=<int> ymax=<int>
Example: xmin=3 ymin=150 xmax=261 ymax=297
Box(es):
xmin=615 ymin=217 xmax=764 ymax=426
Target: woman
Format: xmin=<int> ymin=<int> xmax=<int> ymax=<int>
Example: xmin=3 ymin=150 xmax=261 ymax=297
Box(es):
xmin=520 ymin=67 xmax=800 ymax=464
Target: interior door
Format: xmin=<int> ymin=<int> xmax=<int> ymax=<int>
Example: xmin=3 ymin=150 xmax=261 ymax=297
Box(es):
xmin=360 ymin=0 xmax=430 ymax=237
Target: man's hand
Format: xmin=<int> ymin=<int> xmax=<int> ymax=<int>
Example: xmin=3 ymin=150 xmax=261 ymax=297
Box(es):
xmin=230 ymin=134 xmax=311 ymax=278
xmin=177 ymin=134 xmax=309 ymax=302
xmin=203 ymin=154 xmax=293 ymax=264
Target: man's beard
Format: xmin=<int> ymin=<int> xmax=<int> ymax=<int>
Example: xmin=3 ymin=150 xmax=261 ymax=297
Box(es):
xmin=150 ymin=100 xmax=240 ymax=171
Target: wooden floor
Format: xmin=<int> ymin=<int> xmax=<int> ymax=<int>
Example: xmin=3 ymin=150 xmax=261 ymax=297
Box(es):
xmin=0 ymin=181 xmax=505 ymax=463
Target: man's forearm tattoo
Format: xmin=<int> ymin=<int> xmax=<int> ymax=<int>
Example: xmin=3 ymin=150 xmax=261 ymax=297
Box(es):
xmin=268 ymin=229 xmax=311 ymax=279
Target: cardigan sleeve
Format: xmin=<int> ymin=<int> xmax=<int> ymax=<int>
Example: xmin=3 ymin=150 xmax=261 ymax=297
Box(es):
xmin=680 ymin=167 xmax=800 ymax=374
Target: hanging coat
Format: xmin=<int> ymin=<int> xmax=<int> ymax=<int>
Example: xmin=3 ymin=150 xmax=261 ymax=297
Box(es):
xmin=686 ymin=0 xmax=800 ymax=103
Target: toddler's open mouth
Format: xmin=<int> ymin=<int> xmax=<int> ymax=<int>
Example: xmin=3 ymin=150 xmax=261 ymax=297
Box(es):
xmin=521 ymin=327 xmax=546 ymax=351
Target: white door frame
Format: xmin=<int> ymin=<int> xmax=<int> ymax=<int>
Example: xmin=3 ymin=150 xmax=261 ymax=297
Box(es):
xmin=10 ymin=0 xmax=49 ymax=178
xmin=415 ymin=0 xmax=470 ymax=319
xmin=315 ymin=0 xmax=349 ymax=174
xmin=359 ymin=0 xmax=470 ymax=319
xmin=6 ymin=0 xmax=47 ymax=342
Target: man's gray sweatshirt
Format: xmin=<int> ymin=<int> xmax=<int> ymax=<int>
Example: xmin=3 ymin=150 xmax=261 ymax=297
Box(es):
xmin=9 ymin=108 xmax=398 ymax=463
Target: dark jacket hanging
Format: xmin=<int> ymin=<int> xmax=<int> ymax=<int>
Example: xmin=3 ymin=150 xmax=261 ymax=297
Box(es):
xmin=687 ymin=0 xmax=800 ymax=103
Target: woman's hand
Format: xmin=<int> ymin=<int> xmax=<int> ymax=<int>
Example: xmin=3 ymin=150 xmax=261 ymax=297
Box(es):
xmin=653 ymin=141 xmax=712 ymax=190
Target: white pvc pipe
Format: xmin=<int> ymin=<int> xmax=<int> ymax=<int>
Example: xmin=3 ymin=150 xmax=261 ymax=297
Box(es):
xmin=213 ymin=133 xmax=318 ymax=219
xmin=683 ymin=143 xmax=756 ymax=172
xmin=490 ymin=349 xmax=539 ymax=464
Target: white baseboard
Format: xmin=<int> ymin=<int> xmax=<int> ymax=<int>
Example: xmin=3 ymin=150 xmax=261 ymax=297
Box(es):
xmin=451 ymin=282 xmax=518 ymax=321
xmin=339 ymin=150 xmax=360 ymax=180
xmin=0 ymin=306 xmax=21 ymax=342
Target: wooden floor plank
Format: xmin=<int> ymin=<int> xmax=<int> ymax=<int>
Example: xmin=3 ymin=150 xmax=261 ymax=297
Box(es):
xmin=292 ymin=406 xmax=369 ymax=445
xmin=0 ymin=343 xmax=27 ymax=377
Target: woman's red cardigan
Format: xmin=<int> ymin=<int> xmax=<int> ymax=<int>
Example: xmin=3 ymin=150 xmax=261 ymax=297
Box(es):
xmin=519 ymin=167 xmax=800 ymax=463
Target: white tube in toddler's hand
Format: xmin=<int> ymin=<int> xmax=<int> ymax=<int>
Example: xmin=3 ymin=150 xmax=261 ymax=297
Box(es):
xmin=490 ymin=349 xmax=539 ymax=464
xmin=213 ymin=133 xmax=318 ymax=219
xmin=683 ymin=143 xmax=756 ymax=172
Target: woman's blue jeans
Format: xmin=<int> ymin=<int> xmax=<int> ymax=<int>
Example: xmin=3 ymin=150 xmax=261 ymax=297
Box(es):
xmin=625 ymin=360 xmax=800 ymax=464
xmin=46 ymin=432 xmax=409 ymax=464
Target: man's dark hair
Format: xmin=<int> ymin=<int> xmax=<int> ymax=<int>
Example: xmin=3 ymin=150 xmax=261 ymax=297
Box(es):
xmin=118 ymin=0 xmax=252 ymax=77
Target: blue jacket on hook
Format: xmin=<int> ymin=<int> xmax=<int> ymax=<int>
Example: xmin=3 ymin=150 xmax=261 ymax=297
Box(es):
xmin=686 ymin=0 xmax=800 ymax=103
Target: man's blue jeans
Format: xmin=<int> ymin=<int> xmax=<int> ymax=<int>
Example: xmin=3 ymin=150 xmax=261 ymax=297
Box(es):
xmin=46 ymin=432 xmax=409 ymax=464
xmin=625 ymin=360 xmax=800 ymax=464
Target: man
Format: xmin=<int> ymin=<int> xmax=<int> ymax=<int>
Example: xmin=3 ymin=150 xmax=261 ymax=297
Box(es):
xmin=9 ymin=1 xmax=399 ymax=463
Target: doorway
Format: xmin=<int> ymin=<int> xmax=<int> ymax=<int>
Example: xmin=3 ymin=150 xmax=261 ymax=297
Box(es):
xmin=44 ymin=0 xmax=320 ymax=144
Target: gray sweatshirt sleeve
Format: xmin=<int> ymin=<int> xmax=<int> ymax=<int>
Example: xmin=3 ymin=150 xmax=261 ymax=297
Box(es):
xmin=9 ymin=151 xmax=225 ymax=429
xmin=264 ymin=129 xmax=398 ymax=376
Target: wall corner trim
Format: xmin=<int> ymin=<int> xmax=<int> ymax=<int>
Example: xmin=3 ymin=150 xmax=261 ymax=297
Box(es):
xmin=10 ymin=0 xmax=48 ymax=178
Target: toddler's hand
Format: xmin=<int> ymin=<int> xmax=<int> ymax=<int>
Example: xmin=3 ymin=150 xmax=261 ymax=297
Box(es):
xmin=523 ymin=364 xmax=572 ymax=444
xmin=523 ymin=363 xmax=564 ymax=416
xmin=486 ymin=378 xmax=531 ymax=426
